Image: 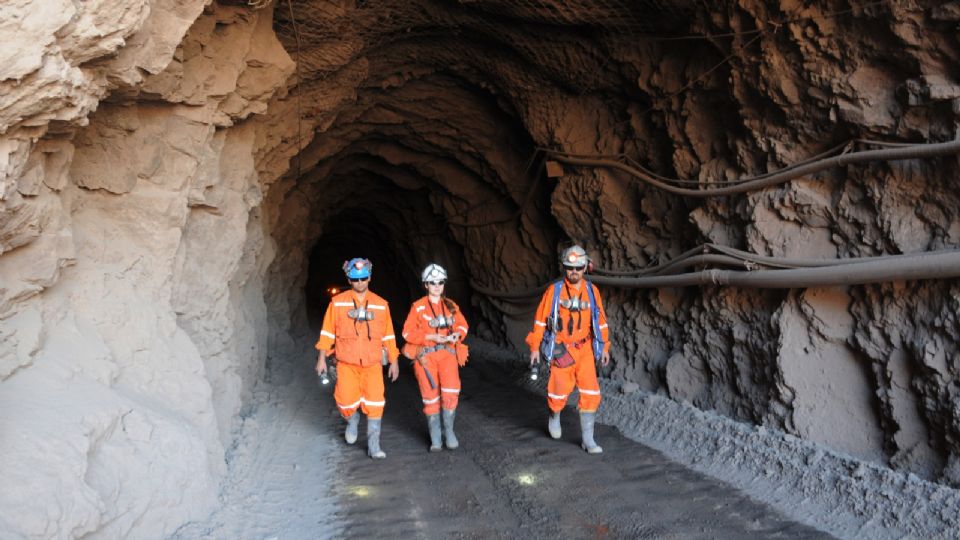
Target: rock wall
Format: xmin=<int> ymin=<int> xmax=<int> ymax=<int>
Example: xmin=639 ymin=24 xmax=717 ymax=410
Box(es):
xmin=545 ymin=0 xmax=960 ymax=485
xmin=0 ymin=2 xmax=294 ymax=537
xmin=3 ymin=0 xmax=960 ymax=537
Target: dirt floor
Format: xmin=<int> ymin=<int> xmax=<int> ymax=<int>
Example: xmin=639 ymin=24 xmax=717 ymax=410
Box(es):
xmin=174 ymin=345 xmax=829 ymax=539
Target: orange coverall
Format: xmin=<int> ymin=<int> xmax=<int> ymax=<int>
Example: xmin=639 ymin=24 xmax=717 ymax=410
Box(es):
xmin=402 ymin=296 xmax=469 ymax=415
xmin=526 ymin=279 xmax=610 ymax=413
xmin=315 ymin=290 xmax=400 ymax=419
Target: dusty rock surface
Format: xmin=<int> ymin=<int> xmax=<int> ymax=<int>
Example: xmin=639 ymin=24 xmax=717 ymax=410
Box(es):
xmin=2 ymin=0 xmax=960 ymax=537
xmin=1 ymin=2 xmax=292 ymax=537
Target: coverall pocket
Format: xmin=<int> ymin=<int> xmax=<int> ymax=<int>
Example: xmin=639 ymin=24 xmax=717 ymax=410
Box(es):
xmin=336 ymin=338 xmax=358 ymax=361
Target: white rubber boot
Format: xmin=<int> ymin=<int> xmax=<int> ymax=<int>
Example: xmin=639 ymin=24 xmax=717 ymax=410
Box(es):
xmin=367 ymin=418 xmax=386 ymax=459
xmin=580 ymin=412 xmax=603 ymax=454
xmin=344 ymin=413 xmax=360 ymax=445
xmin=442 ymin=409 xmax=459 ymax=450
xmin=548 ymin=410 xmax=562 ymax=439
xmin=427 ymin=413 xmax=442 ymax=452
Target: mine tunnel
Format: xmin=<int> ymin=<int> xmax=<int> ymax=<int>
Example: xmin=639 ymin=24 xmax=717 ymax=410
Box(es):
xmin=3 ymin=0 xmax=960 ymax=538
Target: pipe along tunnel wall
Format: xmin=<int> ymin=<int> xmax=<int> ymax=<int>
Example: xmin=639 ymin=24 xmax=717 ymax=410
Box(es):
xmin=3 ymin=0 xmax=960 ymax=537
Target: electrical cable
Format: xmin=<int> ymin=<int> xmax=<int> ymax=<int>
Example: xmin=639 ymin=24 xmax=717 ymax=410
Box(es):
xmin=593 ymin=242 xmax=919 ymax=277
xmin=475 ymin=248 xmax=960 ymax=299
xmin=589 ymin=250 xmax=960 ymax=290
xmin=544 ymin=138 xmax=960 ymax=198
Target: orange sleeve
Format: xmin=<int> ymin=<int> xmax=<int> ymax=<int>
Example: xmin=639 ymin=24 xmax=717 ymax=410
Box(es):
xmin=315 ymin=302 xmax=337 ymax=352
xmin=524 ymin=287 xmax=554 ymax=353
xmin=401 ymin=301 xmax=428 ymax=346
xmin=381 ymin=304 xmax=400 ymax=363
xmin=452 ymin=300 xmax=468 ymax=338
xmin=593 ymin=284 xmax=610 ymax=354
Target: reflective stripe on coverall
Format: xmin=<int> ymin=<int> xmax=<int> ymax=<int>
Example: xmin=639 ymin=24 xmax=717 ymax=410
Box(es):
xmin=316 ymin=290 xmax=400 ymax=419
xmin=526 ymin=280 xmax=610 ymax=413
xmin=402 ymin=296 xmax=469 ymax=415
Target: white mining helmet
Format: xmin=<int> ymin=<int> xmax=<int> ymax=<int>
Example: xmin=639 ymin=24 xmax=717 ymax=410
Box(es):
xmin=561 ymin=245 xmax=589 ymax=267
xmin=421 ymin=263 xmax=448 ymax=283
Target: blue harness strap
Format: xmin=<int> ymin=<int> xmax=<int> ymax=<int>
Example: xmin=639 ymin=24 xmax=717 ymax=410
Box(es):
xmin=541 ymin=280 xmax=604 ymax=360
xmin=542 ymin=281 xmax=563 ymax=360
xmin=585 ymin=282 xmax=604 ymax=359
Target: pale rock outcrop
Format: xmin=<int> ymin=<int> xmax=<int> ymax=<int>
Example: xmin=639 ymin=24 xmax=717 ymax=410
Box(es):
xmin=0 ymin=1 xmax=293 ymax=537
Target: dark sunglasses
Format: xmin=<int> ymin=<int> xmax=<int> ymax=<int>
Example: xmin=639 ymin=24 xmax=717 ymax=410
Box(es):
xmin=426 ymin=280 xmax=446 ymax=286
xmin=348 ymin=277 xmax=369 ymax=283
xmin=566 ymin=265 xmax=586 ymax=272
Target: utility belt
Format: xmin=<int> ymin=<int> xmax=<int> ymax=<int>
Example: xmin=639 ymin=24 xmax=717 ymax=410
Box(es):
xmin=420 ymin=344 xmax=456 ymax=356
xmin=562 ymin=337 xmax=590 ymax=349
xmin=403 ymin=341 xmax=470 ymax=367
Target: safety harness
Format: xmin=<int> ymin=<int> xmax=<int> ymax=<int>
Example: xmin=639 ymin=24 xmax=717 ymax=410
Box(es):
xmin=347 ymin=299 xmax=374 ymax=338
xmin=541 ymin=280 xmax=604 ymax=361
xmin=427 ymin=298 xmax=455 ymax=330
xmin=419 ymin=299 xmax=455 ymax=357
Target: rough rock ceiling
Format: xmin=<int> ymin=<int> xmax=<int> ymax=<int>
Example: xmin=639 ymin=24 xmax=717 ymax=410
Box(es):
xmin=273 ymin=0 xmax=696 ymax=81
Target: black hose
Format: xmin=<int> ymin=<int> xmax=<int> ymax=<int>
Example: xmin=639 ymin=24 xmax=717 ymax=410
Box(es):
xmin=593 ymin=243 xmax=921 ymax=276
xmin=477 ymin=250 xmax=960 ymax=298
xmin=591 ymin=251 xmax=960 ymax=288
xmin=548 ymin=139 xmax=960 ymax=197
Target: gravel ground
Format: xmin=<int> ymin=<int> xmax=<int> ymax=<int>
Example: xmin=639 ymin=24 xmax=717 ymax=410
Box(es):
xmin=174 ymin=341 xmax=832 ymax=539
xmin=471 ymin=341 xmax=960 ymax=540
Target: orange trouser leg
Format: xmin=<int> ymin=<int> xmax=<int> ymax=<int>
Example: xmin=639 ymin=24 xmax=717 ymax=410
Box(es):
xmin=436 ymin=352 xmax=461 ymax=411
xmin=572 ymin=346 xmax=602 ymax=412
xmin=546 ymin=344 xmax=601 ymax=413
xmin=334 ymin=363 xmax=362 ymax=418
xmin=547 ymin=362 xmax=576 ymax=413
xmin=359 ymin=363 xmax=386 ymax=418
xmin=414 ymin=358 xmax=441 ymax=415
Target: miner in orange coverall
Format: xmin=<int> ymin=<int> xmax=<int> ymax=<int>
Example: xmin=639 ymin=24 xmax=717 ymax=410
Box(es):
xmin=315 ymin=257 xmax=400 ymax=459
xmin=527 ymin=245 xmax=611 ymax=454
xmin=401 ymin=264 xmax=469 ymax=452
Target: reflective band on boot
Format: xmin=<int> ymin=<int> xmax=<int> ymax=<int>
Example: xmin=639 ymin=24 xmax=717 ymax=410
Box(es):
xmin=548 ymin=411 xmax=562 ymax=439
xmin=367 ymin=418 xmax=386 ymax=459
xmin=344 ymin=413 xmax=360 ymax=445
xmin=442 ymin=409 xmax=459 ymax=450
xmin=427 ymin=413 xmax=442 ymax=452
xmin=580 ymin=412 xmax=603 ymax=454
